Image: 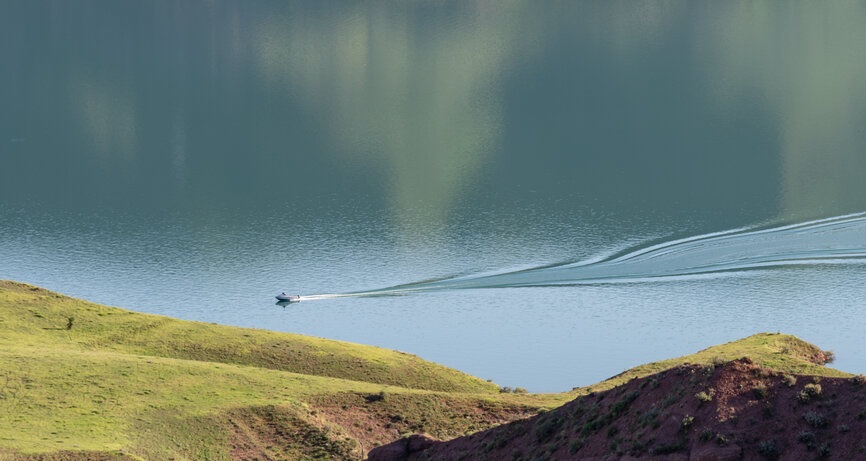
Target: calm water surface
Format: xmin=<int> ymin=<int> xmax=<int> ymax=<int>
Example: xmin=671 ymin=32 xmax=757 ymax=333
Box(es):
xmin=3 ymin=2 xmax=866 ymax=392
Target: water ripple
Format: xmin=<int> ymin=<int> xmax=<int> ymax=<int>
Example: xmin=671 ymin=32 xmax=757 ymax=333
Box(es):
xmin=311 ymin=212 xmax=866 ymax=298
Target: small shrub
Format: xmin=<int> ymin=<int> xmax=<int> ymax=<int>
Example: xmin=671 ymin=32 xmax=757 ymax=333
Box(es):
xmin=798 ymin=383 xmax=822 ymax=402
xmin=681 ymin=414 xmax=694 ymax=430
xmin=823 ymin=351 xmax=835 ymax=364
xmin=758 ymin=440 xmax=780 ymax=460
xmin=611 ymin=391 xmax=639 ymax=417
xmin=569 ymin=438 xmax=585 ymax=454
xmin=851 ymin=375 xmax=866 ymax=387
xmin=698 ymin=427 xmax=714 ymax=442
xmin=753 ymin=385 xmax=768 ymax=399
xmin=797 ymin=430 xmax=816 ymax=447
xmin=639 ymin=407 xmax=660 ymax=429
xmin=534 ymin=415 xmax=563 ymax=442
xmin=695 ymin=388 xmax=715 ymax=403
xmin=803 ymin=411 xmax=827 ymax=428
xmin=661 ymin=391 xmax=680 ymax=407
xmin=818 ymin=442 xmax=831 ymax=458
xmin=66 ymin=317 xmax=74 ymax=330
xmin=782 ymin=374 xmax=797 ymax=387
xmin=500 ymin=386 xmax=529 ymax=394
xmin=582 ymin=418 xmax=604 ymax=434
xmin=716 ymin=433 xmax=729 ymax=446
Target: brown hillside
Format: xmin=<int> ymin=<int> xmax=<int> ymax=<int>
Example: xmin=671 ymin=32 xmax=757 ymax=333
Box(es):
xmin=370 ymin=358 xmax=866 ymax=461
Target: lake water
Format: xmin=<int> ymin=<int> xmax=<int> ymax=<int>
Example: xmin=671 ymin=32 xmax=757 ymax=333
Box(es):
xmin=3 ymin=1 xmax=866 ymax=392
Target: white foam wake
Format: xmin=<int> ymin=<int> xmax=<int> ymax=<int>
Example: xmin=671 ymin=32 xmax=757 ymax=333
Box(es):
xmin=297 ymin=212 xmax=866 ymax=299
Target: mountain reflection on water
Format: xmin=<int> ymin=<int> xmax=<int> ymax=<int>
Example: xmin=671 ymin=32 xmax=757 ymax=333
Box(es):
xmin=2 ymin=2 xmax=866 ymax=391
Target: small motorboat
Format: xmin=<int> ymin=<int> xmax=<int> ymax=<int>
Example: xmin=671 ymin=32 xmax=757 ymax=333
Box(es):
xmin=275 ymin=292 xmax=301 ymax=302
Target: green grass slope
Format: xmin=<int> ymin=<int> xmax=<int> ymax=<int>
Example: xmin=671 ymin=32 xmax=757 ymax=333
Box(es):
xmin=561 ymin=332 xmax=846 ymax=400
xmin=0 ymin=281 xmax=496 ymax=394
xmin=0 ymin=281 xmax=543 ymax=460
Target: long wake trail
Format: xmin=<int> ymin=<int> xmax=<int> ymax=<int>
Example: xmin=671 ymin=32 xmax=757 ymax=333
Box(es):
xmin=298 ymin=212 xmax=866 ymax=300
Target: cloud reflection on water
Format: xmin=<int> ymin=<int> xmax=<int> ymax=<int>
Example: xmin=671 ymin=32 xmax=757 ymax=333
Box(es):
xmin=250 ymin=3 xmax=532 ymax=238
xmin=698 ymin=1 xmax=866 ymax=219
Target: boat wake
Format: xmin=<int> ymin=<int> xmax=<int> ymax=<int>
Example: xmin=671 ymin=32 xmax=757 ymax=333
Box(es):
xmin=299 ymin=212 xmax=866 ymax=300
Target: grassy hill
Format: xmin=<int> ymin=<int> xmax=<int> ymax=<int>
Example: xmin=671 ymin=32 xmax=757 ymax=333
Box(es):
xmin=374 ymin=358 xmax=858 ymax=460
xmin=0 ymin=281 xmax=499 ymax=393
xmin=0 ymin=281 xmax=848 ymax=460
xmin=367 ymin=333 xmax=848 ymax=460
xmin=0 ymin=281 xmax=553 ymax=460
xmin=573 ymin=331 xmax=845 ymax=398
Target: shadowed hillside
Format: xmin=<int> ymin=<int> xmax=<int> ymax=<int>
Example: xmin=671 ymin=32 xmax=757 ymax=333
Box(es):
xmin=371 ymin=353 xmax=863 ymax=460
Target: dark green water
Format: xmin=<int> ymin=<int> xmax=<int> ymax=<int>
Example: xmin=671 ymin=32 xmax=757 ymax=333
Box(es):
xmin=3 ymin=1 xmax=866 ymax=391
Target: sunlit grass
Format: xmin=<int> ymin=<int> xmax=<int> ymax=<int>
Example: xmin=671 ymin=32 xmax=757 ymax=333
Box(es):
xmin=0 ymin=281 xmax=497 ymax=394
xmin=0 ymin=281 xmax=529 ymax=459
xmin=0 ymin=343 xmax=391 ymax=452
xmin=575 ymin=332 xmax=848 ymax=397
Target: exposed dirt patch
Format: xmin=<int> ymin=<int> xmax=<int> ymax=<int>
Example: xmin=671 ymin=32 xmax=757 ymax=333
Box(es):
xmin=224 ymin=405 xmax=359 ymax=461
xmin=311 ymin=391 xmax=540 ymax=456
xmin=370 ymin=358 xmax=866 ymax=460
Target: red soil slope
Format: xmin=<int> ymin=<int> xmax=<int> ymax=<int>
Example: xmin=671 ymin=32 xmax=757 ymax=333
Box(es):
xmin=370 ymin=358 xmax=866 ymax=461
